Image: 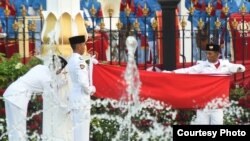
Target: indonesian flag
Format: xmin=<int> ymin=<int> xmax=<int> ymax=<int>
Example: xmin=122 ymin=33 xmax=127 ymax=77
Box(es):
xmin=93 ymin=64 xmax=231 ymax=109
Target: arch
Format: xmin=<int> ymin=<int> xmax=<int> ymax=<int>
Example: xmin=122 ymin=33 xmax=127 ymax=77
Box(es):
xmin=41 ymin=13 xmax=57 ymax=43
xmin=74 ymin=13 xmax=88 ymax=38
xmin=59 ymin=13 xmax=72 ymax=44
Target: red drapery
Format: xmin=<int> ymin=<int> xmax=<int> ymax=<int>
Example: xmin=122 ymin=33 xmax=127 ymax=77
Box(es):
xmin=93 ymin=64 xmax=231 ymax=109
xmin=86 ymin=33 xmax=108 ymax=61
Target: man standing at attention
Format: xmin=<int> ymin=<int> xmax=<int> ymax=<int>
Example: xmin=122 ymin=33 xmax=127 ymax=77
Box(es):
xmin=170 ymin=43 xmax=246 ymax=125
xmin=68 ymin=35 xmax=96 ymax=141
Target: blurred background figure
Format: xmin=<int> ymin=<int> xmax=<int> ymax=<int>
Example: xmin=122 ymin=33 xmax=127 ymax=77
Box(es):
xmin=185 ymin=0 xmax=209 ymax=61
xmin=80 ymin=0 xmax=108 ymax=61
xmin=217 ymin=0 xmax=250 ymax=61
xmin=29 ymin=0 xmax=47 ymax=54
xmin=10 ymin=0 xmax=28 ymax=17
xmin=80 ymin=0 xmax=103 ymax=33
xmin=0 ymin=0 xmax=16 ymax=39
xmin=134 ymin=0 xmax=161 ymax=64
xmin=118 ymin=0 xmax=136 ymax=62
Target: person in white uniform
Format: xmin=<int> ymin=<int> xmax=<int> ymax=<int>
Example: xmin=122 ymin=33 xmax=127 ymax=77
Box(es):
xmin=169 ymin=43 xmax=246 ymax=125
xmin=3 ymin=55 xmax=67 ymax=141
xmin=67 ymin=35 xmax=96 ymax=141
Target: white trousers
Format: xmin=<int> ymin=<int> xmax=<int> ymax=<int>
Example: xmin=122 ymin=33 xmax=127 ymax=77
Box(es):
xmin=148 ymin=41 xmax=158 ymax=63
xmin=5 ymin=100 xmax=27 ymax=141
xmin=137 ymin=40 xmax=158 ymax=64
xmin=193 ymin=109 xmax=223 ymax=125
xmin=71 ymin=109 xmax=91 ymax=141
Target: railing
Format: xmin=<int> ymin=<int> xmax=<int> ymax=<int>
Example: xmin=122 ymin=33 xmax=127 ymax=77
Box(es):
xmin=0 ymin=11 xmax=249 ymax=83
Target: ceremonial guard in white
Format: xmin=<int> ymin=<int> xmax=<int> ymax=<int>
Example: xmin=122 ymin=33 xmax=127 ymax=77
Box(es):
xmin=172 ymin=44 xmax=245 ymax=125
xmin=68 ymin=35 xmax=96 ymax=141
xmin=3 ymin=55 xmax=67 ymax=141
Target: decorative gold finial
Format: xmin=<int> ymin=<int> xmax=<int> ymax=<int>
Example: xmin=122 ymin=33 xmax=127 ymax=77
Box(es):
xmin=142 ymin=3 xmax=149 ymax=16
xmin=198 ymin=18 xmax=204 ymax=30
xmin=181 ymin=16 xmax=187 ymax=30
xmin=12 ymin=20 xmax=19 ymax=31
xmin=90 ymin=4 xmax=97 ymax=17
xmin=21 ymin=5 xmax=27 ymax=17
xmin=222 ymin=3 xmax=229 ymax=16
xmin=215 ymin=18 xmax=221 ymax=29
xmin=39 ymin=5 xmax=43 ymax=17
xmin=108 ymin=8 xmax=114 ymax=17
xmin=4 ymin=5 xmax=10 ymax=17
xmin=116 ymin=20 xmax=123 ymax=30
xmin=100 ymin=19 xmax=105 ymax=31
xmin=125 ymin=4 xmax=131 ymax=17
xmin=152 ymin=18 xmax=158 ymax=31
xmin=189 ymin=6 xmax=195 ymax=15
xmin=206 ymin=3 xmax=213 ymax=16
xmin=232 ymin=18 xmax=238 ymax=30
xmin=240 ymin=3 xmax=247 ymax=15
xmin=28 ymin=21 xmax=36 ymax=32
xmin=133 ymin=19 xmax=140 ymax=31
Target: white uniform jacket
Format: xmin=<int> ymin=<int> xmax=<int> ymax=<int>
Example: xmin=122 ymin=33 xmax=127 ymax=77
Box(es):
xmin=173 ymin=59 xmax=245 ymax=125
xmin=68 ymin=53 xmax=95 ymax=110
xmin=3 ymin=65 xmax=52 ymax=110
xmin=174 ymin=59 xmax=245 ymax=74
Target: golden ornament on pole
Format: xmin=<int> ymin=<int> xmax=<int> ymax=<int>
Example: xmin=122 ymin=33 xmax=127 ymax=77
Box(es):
xmin=222 ymin=3 xmax=229 ymax=16
xmin=90 ymin=4 xmax=97 ymax=17
xmin=4 ymin=6 xmax=10 ymax=17
xmin=189 ymin=6 xmax=195 ymax=15
xmin=232 ymin=18 xmax=238 ymax=30
xmin=240 ymin=4 xmax=247 ymax=15
xmin=108 ymin=8 xmax=114 ymax=17
xmin=206 ymin=3 xmax=213 ymax=16
xmin=215 ymin=18 xmax=221 ymax=30
xmin=142 ymin=3 xmax=149 ymax=16
xmin=181 ymin=16 xmax=187 ymax=30
xmin=116 ymin=20 xmax=123 ymax=30
xmin=152 ymin=18 xmax=158 ymax=31
xmin=198 ymin=18 xmax=204 ymax=30
xmin=28 ymin=21 xmax=36 ymax=32
xmin=133 ymin=19 xmax=140 ymax=32
xmin=125 ymin=4 xmax=131 ymax=17
xmin=100 ymin=19 xmax=106 ymax=31
xmin=12 ymin=20 xmax=19 ymax=32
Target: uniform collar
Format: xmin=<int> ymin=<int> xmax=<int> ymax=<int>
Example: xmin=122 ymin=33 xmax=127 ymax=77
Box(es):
xmin=73 ymin=53 xmax=82 ymax=57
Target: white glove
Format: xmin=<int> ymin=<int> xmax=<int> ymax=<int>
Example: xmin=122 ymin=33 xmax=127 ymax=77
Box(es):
xmin=237 ymin=66 xmax=246 ymax=72
xmin=91 ymin=55 xmax=99 ymax=64
xmin=89 ymin=85 xmax=96 ymax=95
xmin=162 ymin=70 xmax=173 ymax=73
